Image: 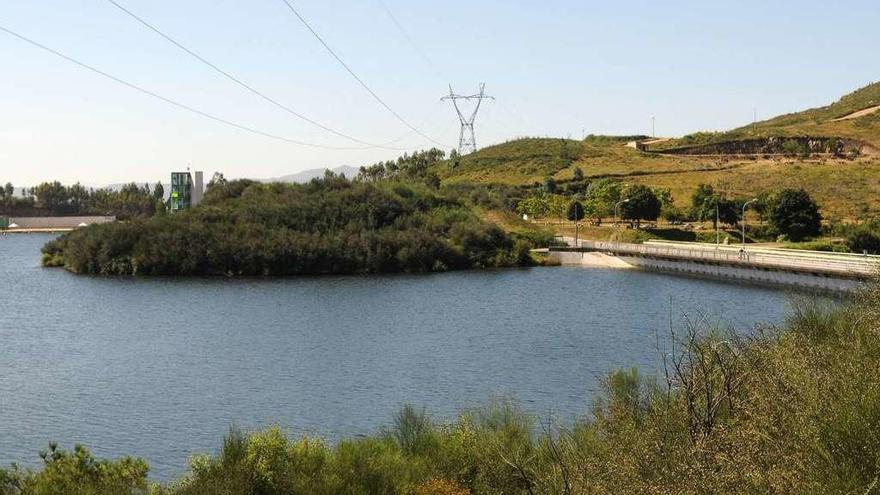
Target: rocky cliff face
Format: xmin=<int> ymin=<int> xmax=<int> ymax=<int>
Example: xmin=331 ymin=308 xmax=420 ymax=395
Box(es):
xmin=652 ymin=136 xmax=862 ymax=157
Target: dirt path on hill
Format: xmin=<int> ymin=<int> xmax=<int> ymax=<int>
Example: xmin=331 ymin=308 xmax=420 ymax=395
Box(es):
xmin=830 ymin=105 xmax=880 ymax=121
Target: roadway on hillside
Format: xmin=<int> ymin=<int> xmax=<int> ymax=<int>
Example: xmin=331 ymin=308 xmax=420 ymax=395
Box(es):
xmin=830 ymin=104 xmax=880 ymax=121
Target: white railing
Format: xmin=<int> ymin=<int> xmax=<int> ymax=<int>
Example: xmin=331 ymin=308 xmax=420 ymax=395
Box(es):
xmin=555 ymin=237 xmax=879 ymax=278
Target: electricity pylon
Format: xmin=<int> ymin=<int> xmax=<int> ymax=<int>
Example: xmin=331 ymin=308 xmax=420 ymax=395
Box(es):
xmin=441 ymin=83 xmax=494 ymax=155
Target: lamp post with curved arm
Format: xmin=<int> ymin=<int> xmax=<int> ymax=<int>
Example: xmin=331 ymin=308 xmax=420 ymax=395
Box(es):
xmin=741 ymin=198 xmax=758 ymax=247
xmin=615 ymin=199 xmax=630 ymax=225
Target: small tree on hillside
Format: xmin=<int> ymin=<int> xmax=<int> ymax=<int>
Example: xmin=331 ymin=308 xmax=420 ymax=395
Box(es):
xmin=573 ymin=166 xmax=584 ymax=181
xmin=567 ymin=200 xmax=585 ymax=222
xmin=516 ymin=196 xmax=549 ymax=219
xmin=690 ymin=183 xmax=738 ymax=229
xmin=691 ymin=183 xmax=716 ymax=222
xmin=654 ymin=187 xmax=674 ymax=208
xmin=620 ymin=185 xmax=661 ymax=228
xmin=544 ymin=177 xmax=558 ymax=194
xmin=769 ymin=188 xmax=822 ymax=241
xmin=546 ymin=194 xmax=569 ymax=224
xmin=584 ymin=178 xmax=621 ymax=225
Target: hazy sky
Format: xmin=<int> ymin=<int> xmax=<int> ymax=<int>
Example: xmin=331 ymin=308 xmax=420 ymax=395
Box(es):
xmin=1 ymin=0 xmax=878 ymax=185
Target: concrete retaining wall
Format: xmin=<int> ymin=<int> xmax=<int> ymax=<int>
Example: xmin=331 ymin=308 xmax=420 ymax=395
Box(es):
xmin=549 ymin=250 xmax=865 ymax=292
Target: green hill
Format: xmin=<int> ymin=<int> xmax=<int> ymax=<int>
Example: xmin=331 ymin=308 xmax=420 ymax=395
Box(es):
xmin=434 ymin=83 xmax=880 ymax=221
xmin=436 ymin=136 xmax=722 ymax=185
xmin=653 ymin=81 xmax=880 ymax=152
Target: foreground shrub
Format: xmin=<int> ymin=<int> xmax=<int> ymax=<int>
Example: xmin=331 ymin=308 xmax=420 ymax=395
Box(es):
xmin=0 ymin=443 xmax=148 ymax=495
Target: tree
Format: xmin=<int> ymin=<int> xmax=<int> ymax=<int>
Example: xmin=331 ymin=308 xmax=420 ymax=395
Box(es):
xmin=716 ymin=197 xmax=739 ymax=226
xmin=573 ymin=166 xmax=584 ymax=180
xmin=769 ymin=188 xmax=822 ymax=241
xmin=847 ymin=228 xmax=880 ymax=254
xmin=543 ymin=177 xmax=558 ymax=194
xmin=782 ymin=139 xmax=809 ymax=158
xmin=584 ymin=178 xmax=621 ymax=224
xmin=33 ymin=181 xmax=70 ymax=212
xmin=208 ymin=172 xmax=228 ymax=189
xmin=516 ymin=196 xmax=549 ymax=219
xmin=619 ymin=185 xmax=661 ymax=227
xmin=568 ymin=200 xmax=586 ymax=244
xmin=567 ymin=201 xmax=585 ymax=222
xmin=690 ymin=183 xmax=737 ymax=229
xmin=68 ymin=182 xmax=89 ymax=212
xmin=691 ymin=183 xmax=716 ymax=222
xmin=654 ymin=187 xmax=673 ymax=208
xmin=3 ymin=183 xmax=11 ymax=198
xmin=449 ymin=149 xmax=461 ymax=169
xmin=153 ymin=181 xmax=165 ymax=200
xmin=546 ymin=194 xmax=569 ymax=223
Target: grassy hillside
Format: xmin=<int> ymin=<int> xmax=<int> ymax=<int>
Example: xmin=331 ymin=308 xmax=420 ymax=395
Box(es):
xmin=434 ymin=83 xmax=880 ymax=221
xmin=655 ymin=81 xmax=880 ymax=151
xmin=436 ymin=136 xmax=726 ymax=185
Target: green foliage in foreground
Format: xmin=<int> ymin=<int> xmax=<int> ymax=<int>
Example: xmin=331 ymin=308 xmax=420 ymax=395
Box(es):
xmin=41 ymin=175 xmax=534 ymax=276
xmin=5 ymin=285 xmax=880 ymax=494
xmin=0 ymin=443 xmax=148 ymax=495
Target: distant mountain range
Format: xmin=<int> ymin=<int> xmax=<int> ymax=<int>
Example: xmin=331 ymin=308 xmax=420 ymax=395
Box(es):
xmin=265 ymin=165 xmax=360 ymax=183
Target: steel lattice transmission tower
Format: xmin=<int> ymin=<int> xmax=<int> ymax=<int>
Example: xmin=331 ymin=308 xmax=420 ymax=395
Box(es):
xmin=442 ymin=83 xmax=494 ymax=155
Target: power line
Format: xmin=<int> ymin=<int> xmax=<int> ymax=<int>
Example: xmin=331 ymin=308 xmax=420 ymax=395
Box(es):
xmin=105 ymin=0 xmax=404 ymax=151
xmin=0 ymin=24 xmax=380 ymax=150
xmin=276 ymin=0 xmax=450 ymax=149
xmin=376 ymin=0 xmax=445 ymax=83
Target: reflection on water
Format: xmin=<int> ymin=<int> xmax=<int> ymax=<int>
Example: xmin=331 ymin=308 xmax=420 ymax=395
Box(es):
xmin=0 ymin=234 xmax=800 ymax=479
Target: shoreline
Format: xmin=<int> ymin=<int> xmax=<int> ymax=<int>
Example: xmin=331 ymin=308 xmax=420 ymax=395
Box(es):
xmin=1 ymin=228 xmax=73 ymax=234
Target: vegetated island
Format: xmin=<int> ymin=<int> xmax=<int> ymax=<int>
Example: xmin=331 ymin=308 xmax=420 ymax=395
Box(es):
xmin=41 ymin=173 xmax=542 ymax=276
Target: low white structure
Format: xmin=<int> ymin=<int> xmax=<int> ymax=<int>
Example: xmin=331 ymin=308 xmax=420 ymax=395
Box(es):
xmin=7 ymin=216 xmax=116 ymax=230
xmin=549 ymin=238 xmax=878 ymax=292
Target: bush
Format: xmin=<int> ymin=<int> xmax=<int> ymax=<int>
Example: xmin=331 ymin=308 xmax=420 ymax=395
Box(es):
xmin=847 ymin=228 xmax=880 ymax=254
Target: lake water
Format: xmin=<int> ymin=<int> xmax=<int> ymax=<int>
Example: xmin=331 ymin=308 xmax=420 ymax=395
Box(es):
xmin=0 ymin=234 xmax=806 ymax=479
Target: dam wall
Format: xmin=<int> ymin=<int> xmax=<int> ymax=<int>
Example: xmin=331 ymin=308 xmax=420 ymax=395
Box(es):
xmin=550 ymin=240 xmax=877 ymax=292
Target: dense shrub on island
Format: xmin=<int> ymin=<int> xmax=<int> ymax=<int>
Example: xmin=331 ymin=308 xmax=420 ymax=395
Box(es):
xmin=42 ymin=175 xmax=534 ymax=276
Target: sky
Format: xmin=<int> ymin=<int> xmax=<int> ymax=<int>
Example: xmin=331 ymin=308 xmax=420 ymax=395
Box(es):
xmin=1 ymin=0 xmax=878 ymax=186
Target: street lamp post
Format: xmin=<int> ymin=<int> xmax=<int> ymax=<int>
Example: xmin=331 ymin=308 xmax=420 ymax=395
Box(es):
xmin=741 ymin=198 xmax=758 ymax=247
xmin=716 ymin=203 xmax=720 ymax=246
xmin=615 ymin=199 xmax=630 ymax=225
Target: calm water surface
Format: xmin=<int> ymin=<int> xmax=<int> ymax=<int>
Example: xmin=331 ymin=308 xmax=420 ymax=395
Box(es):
xmin=1 ymin=234 xmax=804 ymax=479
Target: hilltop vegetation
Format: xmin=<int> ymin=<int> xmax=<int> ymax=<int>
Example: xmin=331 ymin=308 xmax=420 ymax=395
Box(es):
xmin=430 ymin=83 xmax=880 ymax=222
xmin=5 ymin=284 xmax=880 ymax=494
xmin=654 ymin=81 xmax=880 ymax=151
xmin=42 ymin=174 xmax=536 ymax=276
xmin=434 ymin=135 xmax=718 ymax=186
